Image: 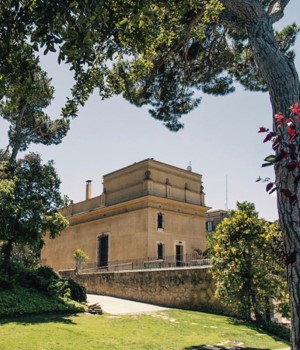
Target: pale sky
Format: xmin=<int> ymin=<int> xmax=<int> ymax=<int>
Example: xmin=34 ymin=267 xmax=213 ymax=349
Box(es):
xmin=1 ymin=2 xmax=299 ymax=221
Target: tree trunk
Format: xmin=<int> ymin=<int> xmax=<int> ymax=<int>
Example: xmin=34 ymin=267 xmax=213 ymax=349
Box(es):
xmin=2 ymin=239 xmax=14 ymax=274
xmin=247 ymin=16 xmax=300 ymax=350
xmin=9 ymin=101 xmax=27 ymax=163
xmin=221 ymin=1 xmax=300 ymax=348
xmin=248 ymin=21 xmax=299 ymax=350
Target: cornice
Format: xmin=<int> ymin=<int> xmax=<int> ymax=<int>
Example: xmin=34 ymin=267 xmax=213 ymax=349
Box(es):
xmin=66 ymin=195 xmax=209 ymax=227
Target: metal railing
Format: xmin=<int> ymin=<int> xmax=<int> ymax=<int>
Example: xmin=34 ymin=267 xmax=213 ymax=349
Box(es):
xmin=79 ymin=253 xmax=210 ymax=273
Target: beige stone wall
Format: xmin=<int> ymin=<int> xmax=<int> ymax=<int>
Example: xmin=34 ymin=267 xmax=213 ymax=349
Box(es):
xmin=42 ymin=195 xmax=207 ymax=272
xmin=103 ymin=159 xmax=205 ymax=206
xmin=61 ymin=195 xmax=104 ymax=217
xmin=61 ymin=267 xmax=227 ymax=314
xmin=42 ymin=208 xmax=150 ymax=271
xmin=147 ymin=206 xmax=206 ymax=257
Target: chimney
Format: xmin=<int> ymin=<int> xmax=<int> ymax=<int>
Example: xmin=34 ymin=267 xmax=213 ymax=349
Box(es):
xmin=85 ymin=180 xmax=92 ymax=200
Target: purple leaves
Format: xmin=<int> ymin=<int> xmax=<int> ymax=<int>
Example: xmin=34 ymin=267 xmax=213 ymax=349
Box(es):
xmin=258 ymin=127 xmax=269 ymax=133
xmin=259 ymin=103 xmax=300 ymax=203
xmin=265 ymin=182 xmax=278 ymax=195
xmin=263 ymin=132 xmax=276 ymax=143
xmin=256 ymin=177 xmax=278 ymax=195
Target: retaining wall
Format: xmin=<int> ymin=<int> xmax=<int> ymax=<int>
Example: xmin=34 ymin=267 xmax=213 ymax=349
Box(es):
xmin=60 ymin=266 xmax=227 ymax=314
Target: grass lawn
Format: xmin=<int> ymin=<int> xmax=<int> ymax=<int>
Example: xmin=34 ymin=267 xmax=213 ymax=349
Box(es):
xmin=0 ymin=309 xmax=289 ymax=350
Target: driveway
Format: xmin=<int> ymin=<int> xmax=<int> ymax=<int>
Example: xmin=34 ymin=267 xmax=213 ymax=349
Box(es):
xmin=87 ymin=294 xmax=170 ymax=315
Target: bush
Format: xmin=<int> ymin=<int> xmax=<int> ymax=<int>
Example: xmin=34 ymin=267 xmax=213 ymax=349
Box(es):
xmin=0 ymin=265 xmax=87 ymax=317
xmin=259 ymin=320 xmax=290 ymax=341
xmin=0 ymin=287 xmax=86 ymax=317
xmin=16 ymin=265 xmax=70 ymax=297
xmin=0 ymin=275 xmax=14 ymax=291
xmin=35 ymin=266 xmax=60 ymax=281
xmin=67 ymin=279 xmax=87 ymax=302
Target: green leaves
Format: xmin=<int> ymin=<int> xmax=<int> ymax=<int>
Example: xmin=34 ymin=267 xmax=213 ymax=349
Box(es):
xmin=0 ymin=153 xmax=68 ymax=268
xmin=1 ymin=0 xmax=297 ymax=132
xmin=264 ymin=155 xmax=277 ymax=163
xmin=211 ymin=201 xmax=288 ymax=321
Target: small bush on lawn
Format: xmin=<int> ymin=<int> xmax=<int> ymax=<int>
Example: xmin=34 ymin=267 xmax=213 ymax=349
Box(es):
xmin=0 ymin=264 xmax=88 ymax=317
xmin=67 ymin=279 xmax=87 ymax=302
xmin=0 ymin=287 xmax=86 ymax=317
xmin=17 ymin=266 xmax=67 ymax=295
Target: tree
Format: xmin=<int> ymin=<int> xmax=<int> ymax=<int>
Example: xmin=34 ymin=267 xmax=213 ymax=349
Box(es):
xmin=212 ymin=202 xmax=288 ymax=323
xmin=73 ymin=249 xmax=89 ymax=274
xmin=0 ymin=153 xmax=68 ymax=273
xmin=0 ymin=39 xmax=70 ymax=272
xmin=1 ymin=1 xmax=299 ymax=346
xmin=0 ymin=47 xmax=70 ymax=163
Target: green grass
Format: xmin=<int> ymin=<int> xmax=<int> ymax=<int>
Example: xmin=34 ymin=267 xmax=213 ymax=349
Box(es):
xmin=0 ymin=309 xmax=289 ymax=350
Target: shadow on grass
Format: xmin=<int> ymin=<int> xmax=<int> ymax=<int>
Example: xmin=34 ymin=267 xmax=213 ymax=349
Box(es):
xmin=184 ymin=346 xmax=270 ymax=350
xmin=0 ymin=312 xmax=79 ymax=325
xmin=227 ymin=316 xmax=290 ymax=344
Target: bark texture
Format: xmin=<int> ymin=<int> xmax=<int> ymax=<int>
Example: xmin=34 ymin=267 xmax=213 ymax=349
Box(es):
xmin=221 ymin=1 xmax=300 ymax=348
xmin=9 ymin=102 xmax=27 ymax=163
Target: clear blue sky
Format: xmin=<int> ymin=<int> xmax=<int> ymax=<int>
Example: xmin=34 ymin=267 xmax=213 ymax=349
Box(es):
xmin=1 ymin=2 xmax=299 ymax=221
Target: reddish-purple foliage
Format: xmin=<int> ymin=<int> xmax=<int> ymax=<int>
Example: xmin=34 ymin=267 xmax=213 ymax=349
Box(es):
xmin=258 ymin=103 xmax=300 ymax=204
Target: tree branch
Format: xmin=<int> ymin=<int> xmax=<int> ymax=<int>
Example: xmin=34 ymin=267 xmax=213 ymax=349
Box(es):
xmin=9 ymin=101 xmax=27 ymax=163
xmin=221 ymin=0 xmax=291 ymax=25
xmin=219 ymin=8 xmax=246 ymax=32
xmin=220 ymin=0 xmax=265 ymax=23
xmin=267 ymin=0 xmax=291 ymax=23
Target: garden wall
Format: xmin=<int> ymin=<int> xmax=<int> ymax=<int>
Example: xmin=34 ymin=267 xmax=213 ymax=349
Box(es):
xmin=61 ymin=266 xmax=227 ymax=314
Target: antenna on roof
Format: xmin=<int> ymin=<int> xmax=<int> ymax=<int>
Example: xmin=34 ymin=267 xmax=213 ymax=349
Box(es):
xmin=225 ymin=176 xmax=228 ymax=211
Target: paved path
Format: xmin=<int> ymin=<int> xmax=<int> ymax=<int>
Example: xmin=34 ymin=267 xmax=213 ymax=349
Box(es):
xmin=87 ymin=294 xmax=170 ymax=315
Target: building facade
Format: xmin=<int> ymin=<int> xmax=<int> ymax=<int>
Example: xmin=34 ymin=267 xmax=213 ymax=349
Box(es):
xmin=41 ymin=159 xmax=209 ymax=272
xmin=206 ymin=209 xmax=228 ymax=233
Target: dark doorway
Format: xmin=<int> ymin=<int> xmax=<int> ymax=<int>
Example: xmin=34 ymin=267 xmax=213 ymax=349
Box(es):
xmin=176 ymin=245 xmax=184 ymax=267
xmin=98 ymin=234 xmax=109 ymax=267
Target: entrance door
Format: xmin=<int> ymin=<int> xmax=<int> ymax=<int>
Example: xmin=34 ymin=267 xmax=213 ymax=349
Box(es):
xmin=98 ymin=234 xmax=109 ymax=267
xmin=176 ymin=245 xmax=184 ymax=267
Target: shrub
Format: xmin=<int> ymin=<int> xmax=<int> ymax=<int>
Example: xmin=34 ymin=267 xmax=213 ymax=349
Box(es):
xmin=259 ymin=320 xmax=290 ymax=342
xmin=36 ymin=266 xmax=60 ymax=281
xmin=16 ymin=265 xmax=70 ymax=297
xmin=0 ymin=287 xmax=86 ymax=317
xmin=67 ymin=279 xmax=87 ymax=302
xmin=0 ymin=275 xmax=14 ymax=291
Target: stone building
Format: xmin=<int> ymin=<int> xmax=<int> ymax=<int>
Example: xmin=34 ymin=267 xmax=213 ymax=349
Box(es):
xmin=206 ymin=209 xmax=228 ymax=233
xmin=41 ymin=159 xmax=209 ymax=272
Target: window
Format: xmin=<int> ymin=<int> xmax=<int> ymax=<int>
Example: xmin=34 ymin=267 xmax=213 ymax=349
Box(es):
xmin=157 ymin=212 xmax=164 ymax=230
xmin=206 ymin=221 xmax=214 ymax=232
xmin=98 ymin=234 xmax=109 ymax=267
xmin=157 ymin=243 xmax=165 ymax=260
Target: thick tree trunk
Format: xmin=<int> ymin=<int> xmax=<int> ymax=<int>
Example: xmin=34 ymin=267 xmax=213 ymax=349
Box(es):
xmin=247 ymin=16 xmax=300 ymax=350
xmin=222 ymin=1 xmax=300 ymax=348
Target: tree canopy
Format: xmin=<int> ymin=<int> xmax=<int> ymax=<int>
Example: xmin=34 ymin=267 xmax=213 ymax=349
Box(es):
xmin=0 ymin=153 xmax=68 ymax=271
xmin=1 ymin=1 xmax=298 ymax=127
xmin=212 ymin=202 xmax=288 ymax=322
